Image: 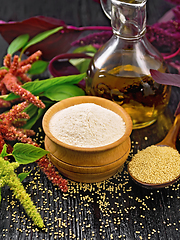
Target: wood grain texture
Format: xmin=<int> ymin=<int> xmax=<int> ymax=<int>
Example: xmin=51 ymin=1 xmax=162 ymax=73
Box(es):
xmin=0 ymin=1 xmax=180 ymax=239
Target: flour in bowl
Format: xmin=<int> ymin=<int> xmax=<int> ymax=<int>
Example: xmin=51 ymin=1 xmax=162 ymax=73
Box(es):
xmin=49 ymin=103 xmax=126 ymax=148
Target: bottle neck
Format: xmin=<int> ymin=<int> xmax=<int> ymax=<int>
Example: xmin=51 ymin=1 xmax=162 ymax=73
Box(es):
xmin=111 ymin=0 xmax=147 ymax=40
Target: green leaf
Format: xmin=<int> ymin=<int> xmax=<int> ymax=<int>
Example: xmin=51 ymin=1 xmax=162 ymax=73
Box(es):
xmin=43 ymin=84 xmax=85 ymax=101
xmin=22 ymin=100 xmax=53 ymax=129
xmin=0 ymin=144 xmax=9 ymax=158
xmin=5 ymin=73 xmax=86 ymax=101
xmin=28 ymin=60 xmax=48 ymax=75
xmin=12 ymin=143 xmax=49 ymax=164
xmin=26 ymin=73 xmax=86 ymax=96
xmin=18 ymin=171 xmax=32 ymax=182
xmin=8 ymin=34 xmax=29 ymax=55
xmin=23 ymin=103 xmax=38 ymax=118
xmin=22 ymin=26 xmax=63 ymax=52
xmin=23 ymin=101 xmax=54 ymax=129
xmin=22 ymin=109 xmax=39 ymax=129
xmin=23 ymin=105 xmax=47 ymax=129
xmin=5 ymin=93 xmax=20 ymax=101
xmin=73 ymin=45 xmax=97 ymax=54
xmin=70 ymin=58 xmax=91 ymax=73
xmin=0 ymin=66 xmax=8 ymax=70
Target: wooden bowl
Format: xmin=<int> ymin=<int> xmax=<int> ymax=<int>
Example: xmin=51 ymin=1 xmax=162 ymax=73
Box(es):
xmin=42 ymin=96 xmax=132 ymax=183
xmin=47 ymin=150 xmax=129 ymax=183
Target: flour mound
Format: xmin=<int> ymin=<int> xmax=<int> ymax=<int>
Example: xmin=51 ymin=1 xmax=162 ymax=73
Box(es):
xmin=49 ymin=103 xmax=126 ymax=148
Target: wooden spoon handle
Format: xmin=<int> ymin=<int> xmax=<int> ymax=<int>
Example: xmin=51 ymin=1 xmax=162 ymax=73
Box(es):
xmin=157 ymin=114 xmax=180 ymax=149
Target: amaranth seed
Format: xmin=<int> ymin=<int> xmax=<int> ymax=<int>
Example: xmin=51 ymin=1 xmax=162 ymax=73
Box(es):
xmin=128 ymin=145 xmax=180 ymax=184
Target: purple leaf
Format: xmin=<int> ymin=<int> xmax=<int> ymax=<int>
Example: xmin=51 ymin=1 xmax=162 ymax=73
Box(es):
xmin=167 ymin=60 xmax=180 ymax=74
xmin=0 ymin=16 xmax=111 ymax=61
xmin=158 ymin=8 xmax=176 ymax=23
xmin=0 ymin=16 xmax=81 ymax=61
xmin=49 ymin=53 xmax=92 ymax=77
xmin=150 ymin=69 xmax=180 ymax=87
xmin=173 ymin=6 xmax=180 ymax=20
xmin=158 ymin=6 xmax=180 ymax=22
xmin=150 ymin=69 xmax=180 ymax=116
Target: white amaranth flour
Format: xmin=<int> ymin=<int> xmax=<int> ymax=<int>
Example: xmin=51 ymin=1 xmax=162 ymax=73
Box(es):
xmin=49 ymin=103 xmax=126 ymax=148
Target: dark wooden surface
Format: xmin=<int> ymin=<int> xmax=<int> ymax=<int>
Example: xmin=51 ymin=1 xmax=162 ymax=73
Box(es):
xmin=0 ymin=0 xmax=180 ymax=239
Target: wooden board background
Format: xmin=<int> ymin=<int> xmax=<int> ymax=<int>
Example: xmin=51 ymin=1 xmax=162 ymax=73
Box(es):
xmin=0 ymin=1 xmax=180 ymax=240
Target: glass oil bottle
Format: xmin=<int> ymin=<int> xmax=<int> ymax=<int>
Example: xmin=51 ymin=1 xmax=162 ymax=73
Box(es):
xmin=85 ymin=0 xmax=171 ymax=129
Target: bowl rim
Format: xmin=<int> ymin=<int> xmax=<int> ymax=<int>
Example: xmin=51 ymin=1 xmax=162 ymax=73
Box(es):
xmin=42 ymin=96 xmax=132 ymax=152
xmin=128 ymin=164 xmax=180 ymax=189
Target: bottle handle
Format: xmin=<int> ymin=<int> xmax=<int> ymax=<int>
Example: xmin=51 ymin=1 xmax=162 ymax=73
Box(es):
xmin=100 ymin=0 xmax=112 ymax=20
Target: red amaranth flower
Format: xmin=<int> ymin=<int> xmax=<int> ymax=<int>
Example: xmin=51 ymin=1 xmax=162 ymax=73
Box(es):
xmin=37 ymin=156 xmax=68 ymax=192
xmin=0 ymin=101 xmax=68 ymax=192
xmin=0 ymin=101 xmax=29 ymax=122
xmin=0 ymin=101 xmax=32 ymax=153
xmin=0 ymin=50 xmax=45 ymax=109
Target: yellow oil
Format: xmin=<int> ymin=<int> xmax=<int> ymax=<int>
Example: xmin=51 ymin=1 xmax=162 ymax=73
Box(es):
xmin=86 ymin=64 xmax=171 ymax=129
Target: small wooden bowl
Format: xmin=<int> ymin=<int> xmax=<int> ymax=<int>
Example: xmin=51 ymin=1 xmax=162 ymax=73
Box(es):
xmin=128 ymin=167 xmax=180 ymax=189
xmin=42 ymin=96 xmax=132 ymax=183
